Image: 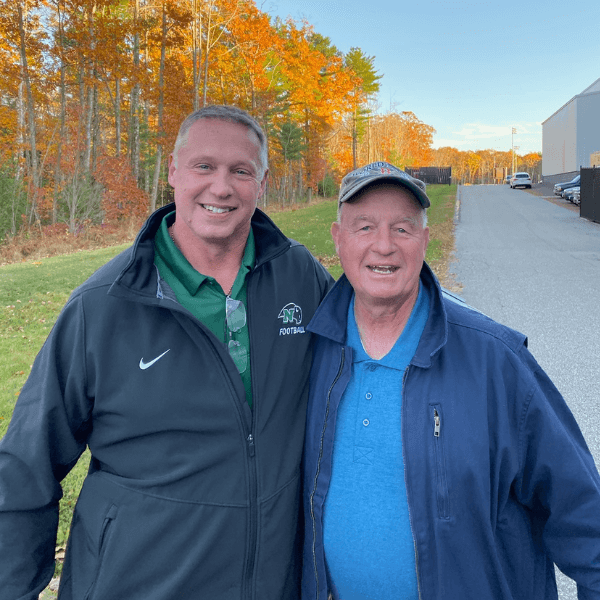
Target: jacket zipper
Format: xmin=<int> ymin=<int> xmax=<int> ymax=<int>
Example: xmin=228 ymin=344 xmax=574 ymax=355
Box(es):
xmin=243 ymin=432 xmax=258 ymax=598
xmin=243 ymin=280 xmax=258 ymax=600
xmin=310 ymin=347 xmax=345 ymax=600
xmin=432 ymin=404 xmax=449 ymax=519
xmin=401 ymin=366 xmax=423 ymax=600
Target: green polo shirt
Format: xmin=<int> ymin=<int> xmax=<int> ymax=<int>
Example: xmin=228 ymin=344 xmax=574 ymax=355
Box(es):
xmin=154 ymin=211 xmax=255 ymax=407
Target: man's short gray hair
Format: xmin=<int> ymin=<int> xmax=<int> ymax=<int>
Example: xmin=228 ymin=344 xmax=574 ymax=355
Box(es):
xmin=336 ymin=183 xmax=428 ymax=228
xmin=172 ymin=105 xmax=268 ymax=177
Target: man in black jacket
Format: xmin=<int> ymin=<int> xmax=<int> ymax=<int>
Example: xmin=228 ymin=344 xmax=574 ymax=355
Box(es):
xmin=0 ymin=105 xmax=333 ymax=599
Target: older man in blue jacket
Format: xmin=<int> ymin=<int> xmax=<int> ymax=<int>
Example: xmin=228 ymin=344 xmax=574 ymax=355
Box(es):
xmin=302 ymin=161 xmax=600 ymax=600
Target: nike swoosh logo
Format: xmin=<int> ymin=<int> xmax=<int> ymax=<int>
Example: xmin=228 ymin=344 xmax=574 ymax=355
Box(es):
xmin=139 ymin=349 xmax=170 ymax=370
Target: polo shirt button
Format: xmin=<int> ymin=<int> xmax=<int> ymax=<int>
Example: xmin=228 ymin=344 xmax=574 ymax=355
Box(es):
xmin=365 ymin=392 xmax=372 ymax=400
xmin=363 ymin=419 xmax=369 ymax=426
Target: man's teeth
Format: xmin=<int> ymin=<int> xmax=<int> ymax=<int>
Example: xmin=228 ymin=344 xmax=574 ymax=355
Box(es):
xmin=203 ymin=204 xmax=233 ymax=214
xmin=370 ymin=266 xmax=397 ymax=274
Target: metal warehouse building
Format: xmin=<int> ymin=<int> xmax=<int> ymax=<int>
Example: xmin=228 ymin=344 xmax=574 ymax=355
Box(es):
xmin=542 ymin=78 xmax=600 ymax=185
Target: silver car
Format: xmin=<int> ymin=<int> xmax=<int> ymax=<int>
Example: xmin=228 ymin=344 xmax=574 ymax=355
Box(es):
xmin=510 ymin=172 xmax=532 ymax=189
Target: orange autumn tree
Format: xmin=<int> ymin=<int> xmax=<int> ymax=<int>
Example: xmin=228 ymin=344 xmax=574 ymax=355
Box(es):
xmin=0 ymin=0 xmax=444 ymax=242
xmin=273 ymin=22 xmax=355 ymax=197
xmin=330 ymin=110 xmax=435 ymax=174
xmin=0 ymin=0 xmax=49 ymax=230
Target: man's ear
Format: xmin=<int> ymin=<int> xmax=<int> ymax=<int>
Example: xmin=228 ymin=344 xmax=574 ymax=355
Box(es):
xmin=422 ymin=226 xmax=430 ymax=259
xmin=258 ymin=169 xmax=269 ymax=199
xmin=331 ymin=221 xmax=340 ymax=253
xmin=167 ymin=154 xmax=176 ymax=187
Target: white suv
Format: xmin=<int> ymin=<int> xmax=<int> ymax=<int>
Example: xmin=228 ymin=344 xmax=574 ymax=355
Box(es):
xmin=510 ymin=172 xmax=532 ymax=189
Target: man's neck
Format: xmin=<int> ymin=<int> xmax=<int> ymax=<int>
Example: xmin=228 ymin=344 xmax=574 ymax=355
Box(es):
xmin=353 ymin=290 xmax=418 ymax=360
xmin=171 ymin=223 xmax=249 ymax=295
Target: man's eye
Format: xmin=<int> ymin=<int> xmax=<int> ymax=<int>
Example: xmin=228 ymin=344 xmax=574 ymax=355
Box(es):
xmin=360 ymin=225 xmax=371 ymax=231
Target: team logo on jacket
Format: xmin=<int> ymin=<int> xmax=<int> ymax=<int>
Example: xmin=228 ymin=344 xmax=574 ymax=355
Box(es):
xmin=278 ymin=303 xmax=305 ymax=336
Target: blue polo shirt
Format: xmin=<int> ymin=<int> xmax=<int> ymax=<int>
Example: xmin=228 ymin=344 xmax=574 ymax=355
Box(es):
xmin=323 ymin=284 xmax=430 ymax=600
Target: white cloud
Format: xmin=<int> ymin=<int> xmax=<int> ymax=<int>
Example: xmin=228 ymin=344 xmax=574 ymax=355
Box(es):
xmin=432 ymin=121 xmax=542 ymax=153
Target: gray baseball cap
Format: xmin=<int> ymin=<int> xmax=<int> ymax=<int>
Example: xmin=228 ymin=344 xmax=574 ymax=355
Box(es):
xmin=339 ymin=161 xmax=430 ymax=208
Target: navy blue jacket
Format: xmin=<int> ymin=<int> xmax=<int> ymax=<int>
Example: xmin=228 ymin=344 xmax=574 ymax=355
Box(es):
xmin=0 ymin=204 xmax=333 ymax=600
xmin=302 ymin=265 xmax=600 ymax=599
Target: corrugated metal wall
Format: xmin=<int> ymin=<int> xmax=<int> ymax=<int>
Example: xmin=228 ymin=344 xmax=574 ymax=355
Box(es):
xmin=542 ymin=98 xmax=578 ymax=176
xmin=542 ymin=81 xmax=600 ymax=179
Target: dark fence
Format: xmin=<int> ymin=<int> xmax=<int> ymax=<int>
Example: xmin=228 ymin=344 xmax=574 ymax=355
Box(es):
xmin=580 ymin=167 xmax=600 ymax=223
xmin=405 ymin=167 xmax=452 ymax=185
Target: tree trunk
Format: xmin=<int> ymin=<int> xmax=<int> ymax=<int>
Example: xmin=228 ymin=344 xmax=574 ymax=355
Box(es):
xmin=53 ymin=0 xmax=66 ymax=224
xmin=131 ymin=0 xmax=140 ymax=182
xmin=83 ymin=84 xmax=94 ymax=174
xmin=192 ymin=0 xmax=202 ymax=112
xmin=15 ymin=81 xmax=25 ymax=183
xmin=91 ymin=83 xmax=99 ymax=174
xmin=150 ymin=2 xmax=167 ymax=214
xmin=17 ymin=1 xmax=39 ymax=225
xmin=83 ymin=2 xmax=97 ymax=176
xmin=77 ymin=66 xmax=86 ymax=175
xmin=53 ymin=59 xmax=66 ymax=224
xmin=115 ymin=77 xmax=121 ymax=156
xmin=201 ymin=1 xmax=214 ymax=107
xmin=352 ymin=110 xmax=357 ymax=170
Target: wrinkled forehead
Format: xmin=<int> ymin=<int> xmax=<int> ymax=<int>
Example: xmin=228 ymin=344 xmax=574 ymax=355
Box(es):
xmin=342 ymin=182 xmax=423 ymax=219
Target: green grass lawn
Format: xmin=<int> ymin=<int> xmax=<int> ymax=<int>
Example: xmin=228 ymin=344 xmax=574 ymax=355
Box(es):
xmin=0 ymin=184 xmax=456 ymax=578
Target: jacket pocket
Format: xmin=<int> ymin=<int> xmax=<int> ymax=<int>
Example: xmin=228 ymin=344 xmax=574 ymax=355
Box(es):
xmin=84 ymin=503 xmax=118 ymax=600
xmin=430 ymin=403 xmax=450 ymax=520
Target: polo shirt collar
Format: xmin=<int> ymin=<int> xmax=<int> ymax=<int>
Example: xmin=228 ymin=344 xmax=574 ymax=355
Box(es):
xmin=155 ymin=210 xmax=255 ymax=296
xmin=346 ymin=283 xmax=429 ymax=370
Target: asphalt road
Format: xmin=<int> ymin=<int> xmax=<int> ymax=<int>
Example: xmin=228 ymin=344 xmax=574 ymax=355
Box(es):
xmin=452 ymin=184 xmax=600 ymax=600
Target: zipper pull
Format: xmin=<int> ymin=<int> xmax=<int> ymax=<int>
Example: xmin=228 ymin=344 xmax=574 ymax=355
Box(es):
xmin=434 ymin=409 xmax=441 ymax=437
xmin=247 ymin=433 xmax=255 ymax=457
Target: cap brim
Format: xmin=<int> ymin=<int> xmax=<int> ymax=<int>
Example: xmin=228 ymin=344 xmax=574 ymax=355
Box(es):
xmin=339 ymin=174 xmax=430 ymax=208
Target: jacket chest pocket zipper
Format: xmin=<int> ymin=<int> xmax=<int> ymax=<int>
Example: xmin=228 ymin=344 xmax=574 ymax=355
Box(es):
xmin=431 ymin=404 xmax=450 ymax=520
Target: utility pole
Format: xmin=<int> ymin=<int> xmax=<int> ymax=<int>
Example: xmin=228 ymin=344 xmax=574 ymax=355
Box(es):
xmin=511 ymin=127 xmax=517 ymax=175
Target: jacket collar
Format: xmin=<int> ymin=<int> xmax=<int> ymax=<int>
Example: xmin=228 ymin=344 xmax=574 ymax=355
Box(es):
xmin=307 ymin=262 xmax=448 ymax=368
xmin=113 ymin=203 xmax=291 ymax=297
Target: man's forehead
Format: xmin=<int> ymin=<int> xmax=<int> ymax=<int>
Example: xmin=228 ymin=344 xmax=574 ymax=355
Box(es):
xmin=344 ymin=185 xmax=422 ymax=218
xmin=189 ymin=118 xmax=260 ymax=143
xmin=350 ymin=212 xmax=416 ymax=222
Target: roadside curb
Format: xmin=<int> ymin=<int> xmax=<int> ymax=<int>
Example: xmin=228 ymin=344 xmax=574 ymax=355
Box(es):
xmin=454 ymin=185 xmax=461 ymax=224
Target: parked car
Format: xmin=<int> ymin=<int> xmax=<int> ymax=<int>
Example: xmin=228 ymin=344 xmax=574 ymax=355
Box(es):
xmin=572 ymin=188 xmax=581 ymax=205
xmin=563 ymin=186 xmax=580 ymax=202
xmin=510 ymin=172 xmax=532 ymax=189
xmin=505 ymin=175 xmax=512 ymax=184
xmin=554 ymin=174 xmax=580 ymax=195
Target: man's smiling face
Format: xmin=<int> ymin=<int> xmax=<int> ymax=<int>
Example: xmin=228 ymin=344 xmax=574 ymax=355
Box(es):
xmin=331 ymin=183 xmax=429 ymax=310
xmin=168 ymin=118 xmax=267 ymax=250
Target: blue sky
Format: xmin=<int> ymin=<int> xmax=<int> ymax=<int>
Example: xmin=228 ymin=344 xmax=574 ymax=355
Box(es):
xmin=263 ymin=0 xmax=600 ymax=154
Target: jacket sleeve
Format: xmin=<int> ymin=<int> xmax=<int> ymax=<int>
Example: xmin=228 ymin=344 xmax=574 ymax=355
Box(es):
xmin=515 ymin=350 xmax=600 ymax=598
xmin=0 ymin=296 xmax=92 ymax=599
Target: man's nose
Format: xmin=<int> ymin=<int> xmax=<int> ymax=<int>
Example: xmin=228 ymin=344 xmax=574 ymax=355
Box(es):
xmin=209 ymin=168 xmax=234 ymax=197
xmin=372 ymin=228 xmax=395 ymax=254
